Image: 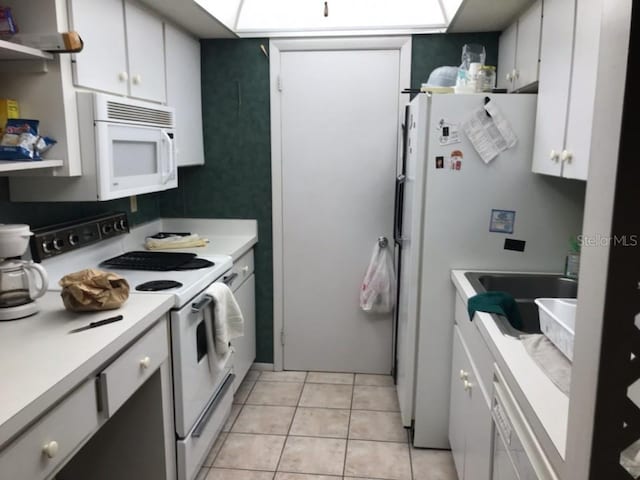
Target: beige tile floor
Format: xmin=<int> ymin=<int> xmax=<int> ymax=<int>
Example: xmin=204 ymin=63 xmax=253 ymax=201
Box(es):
xmin=197 ymin=371 xmax=458 ymax=480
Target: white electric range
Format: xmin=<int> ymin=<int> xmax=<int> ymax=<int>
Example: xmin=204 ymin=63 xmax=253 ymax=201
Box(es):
xmin=32 ymin=213 xmax=235 ymax=480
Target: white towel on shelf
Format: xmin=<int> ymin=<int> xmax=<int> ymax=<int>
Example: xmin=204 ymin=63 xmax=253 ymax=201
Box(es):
xmin=202 ymin=282 xmax=245 ymax=372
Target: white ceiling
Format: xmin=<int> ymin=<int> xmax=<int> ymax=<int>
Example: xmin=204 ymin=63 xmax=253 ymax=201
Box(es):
xmin=141 ymin=0 xmax=535 ymax=38
xmin=448 ymin=0 xmax=535 ymax=32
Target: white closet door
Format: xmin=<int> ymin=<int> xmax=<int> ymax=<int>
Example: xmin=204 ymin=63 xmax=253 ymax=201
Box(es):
xmin=279 ymin=49 xmax=400 ymax=373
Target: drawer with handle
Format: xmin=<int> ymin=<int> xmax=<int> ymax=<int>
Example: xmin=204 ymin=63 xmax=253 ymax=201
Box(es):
xmin=98 ymin=318 xmax=168 ymax=417
xmin=0 ymin=379 xmax=99 ymax=480
xmin=222 ymin=250 xmax=254 ymax=291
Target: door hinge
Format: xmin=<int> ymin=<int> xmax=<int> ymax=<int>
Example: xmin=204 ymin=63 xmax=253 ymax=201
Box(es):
xmin=280 ymin=329 xmax=285 ymax=346
xmin=277 ymin=75 xmax=283 ymax=92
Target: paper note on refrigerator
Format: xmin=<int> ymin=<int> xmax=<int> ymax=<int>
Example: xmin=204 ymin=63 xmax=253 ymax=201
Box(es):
xmin=462 ymin=99 xmax=518 ymax=164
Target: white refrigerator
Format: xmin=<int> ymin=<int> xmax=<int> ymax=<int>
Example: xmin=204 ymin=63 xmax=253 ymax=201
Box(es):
xmin=394 ymin=93 xmax=585 ymax=448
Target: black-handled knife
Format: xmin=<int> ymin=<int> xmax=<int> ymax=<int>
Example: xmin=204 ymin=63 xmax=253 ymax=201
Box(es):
xmin=69 ymin=315 xmax=124 ymax=334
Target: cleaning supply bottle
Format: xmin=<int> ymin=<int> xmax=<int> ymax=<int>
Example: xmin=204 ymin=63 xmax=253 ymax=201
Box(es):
xmin=564 ymin=236 xmax=581 ymax=279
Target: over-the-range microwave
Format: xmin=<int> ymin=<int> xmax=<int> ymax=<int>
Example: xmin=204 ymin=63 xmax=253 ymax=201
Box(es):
xmin=9 ymin=92 xmax=177 ymax=202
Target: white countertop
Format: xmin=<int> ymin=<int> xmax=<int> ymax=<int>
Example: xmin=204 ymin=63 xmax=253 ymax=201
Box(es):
xmin=0 ymin=291 xmax=173 ymax=448
xmin=451 ymin=269 xmax=569 ymax=465
xmin=124 ymin=218 xmax=258 ymax=261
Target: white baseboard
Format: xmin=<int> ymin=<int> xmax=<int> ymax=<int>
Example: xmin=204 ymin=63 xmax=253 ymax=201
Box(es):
xmin=251 ymin=362 xmax=274 ymax=371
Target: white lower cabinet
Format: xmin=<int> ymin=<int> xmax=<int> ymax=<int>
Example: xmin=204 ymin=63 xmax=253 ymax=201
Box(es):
xmin=0 ymin=317 xmax=174 ymax=480
xmin=0 ymin=379 xmax=99 ymax=480
xmin=449 ymin=326 xmax=492 ymax=480
xmin=98 ymin=319 xmax=169 ymax=417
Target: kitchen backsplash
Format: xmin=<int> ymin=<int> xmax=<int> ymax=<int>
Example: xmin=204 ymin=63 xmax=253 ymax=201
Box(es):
xmin=0 ymin=177 xmax=161 ymax=228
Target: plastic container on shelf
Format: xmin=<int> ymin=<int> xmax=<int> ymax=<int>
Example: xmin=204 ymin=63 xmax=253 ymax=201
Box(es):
xmin=476 ymin=65 xmax=496 ymax=92
xmin=534 ymin=298 xmax=577 ymax=361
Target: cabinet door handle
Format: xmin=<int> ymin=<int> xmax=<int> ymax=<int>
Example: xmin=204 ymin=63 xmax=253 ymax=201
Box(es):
xmin=118 ymin=71 xmax=128 ymax=82
xmin=506 ymin=73 xmax=512 ymax=82
xmin=42 ymin=441 xmax=59 ymax=459
xmin=561 ymin=150 xmax=573 ymax=163
xmin=513 ymin=69 xmax=519 ymax=80
xmin=550 ymin=150 xmax=560 ymax=162
xmin=140 ymin=356 xmax=151 ymax=369
xmin=223 ymin=272 xmax=238 ymax=286
xmin=463 ymin=380 xmax=472 ymax=391
xmin=132 ymin=74 xmax=142 ymax=85
xmin=459 ymin=369 xmax=469 ymax=380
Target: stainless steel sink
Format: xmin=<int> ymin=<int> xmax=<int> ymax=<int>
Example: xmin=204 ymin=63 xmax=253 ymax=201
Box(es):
xmin=464 ymin=272 xmax=578 ymax=334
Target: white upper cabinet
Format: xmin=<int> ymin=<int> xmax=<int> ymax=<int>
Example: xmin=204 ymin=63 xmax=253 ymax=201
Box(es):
xmin=124 ymin=1 xmax=166 ymax=102
xmin=514 ymin=0 xmax=542 ymax=90
xmin=562 ymin=0 xmax=602 ymax=180
xmin=164 ymin=23 xmax=205 ymax=167
xmin=69 ymin=0 xmax=166 ymax=103
xmin=497 ymin=22 xmax=517 ymax=91
xmin=69 ymin=0 xmax=128 ymax=96
xmin=532 ymin=0 xmax=601 ymax=180
xmin=497 ymin=0 xmax=542 ymax=92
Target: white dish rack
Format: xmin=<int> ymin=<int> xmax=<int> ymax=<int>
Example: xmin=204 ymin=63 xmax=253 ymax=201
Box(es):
xmin=534 ymin=298 xmax=577 ymax=361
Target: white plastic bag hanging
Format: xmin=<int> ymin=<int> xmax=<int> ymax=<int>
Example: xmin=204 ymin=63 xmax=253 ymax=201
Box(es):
xmin=360 ymin=241 xmax=396 ymax=314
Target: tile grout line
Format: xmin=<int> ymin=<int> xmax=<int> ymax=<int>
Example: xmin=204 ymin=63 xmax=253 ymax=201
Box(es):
xmin=343 ymin=373 xmax=356 ymax=477
xmin=210 ymin=464 xmax=403 ymax=480
xmin=273 ymin=371 xmax=306 ymax=475
xmin=211 ymin=430 xmax=410 ymax=444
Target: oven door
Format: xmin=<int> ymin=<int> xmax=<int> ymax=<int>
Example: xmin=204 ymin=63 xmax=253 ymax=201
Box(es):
xmin=95 ymin=121 xmax=177 ymax=200
xmin=177 ymin=372 xmax=234 ymax=480
xmin=171 ymin=290 xmax=233 ymax=438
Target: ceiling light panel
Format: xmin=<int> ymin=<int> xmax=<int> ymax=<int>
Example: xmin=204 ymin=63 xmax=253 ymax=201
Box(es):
xmin=235 ymin=0 xmax=448 ymax=33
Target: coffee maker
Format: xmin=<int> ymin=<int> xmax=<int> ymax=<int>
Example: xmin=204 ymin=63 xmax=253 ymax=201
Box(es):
xmin=0 ymin=224 xmax=48 ymax=320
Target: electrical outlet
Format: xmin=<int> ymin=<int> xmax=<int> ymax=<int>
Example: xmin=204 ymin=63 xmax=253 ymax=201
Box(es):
xmin=130 ymin=195 xmax=138 ymax=213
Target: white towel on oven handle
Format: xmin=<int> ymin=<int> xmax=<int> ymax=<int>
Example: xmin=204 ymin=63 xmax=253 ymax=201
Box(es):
xmin=203 ymin=282 xmax=245 ymax=372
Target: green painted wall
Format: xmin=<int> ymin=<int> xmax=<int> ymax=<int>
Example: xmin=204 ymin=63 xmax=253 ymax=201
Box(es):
xmin=159 ymin=38 xmax=274 ymax=362
xmin=0 ymin=177 xmax=161 ymax=228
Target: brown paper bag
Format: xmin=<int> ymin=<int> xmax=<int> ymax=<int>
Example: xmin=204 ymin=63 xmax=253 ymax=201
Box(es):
xmin=59 ymin=269 xmax=130 ymax=312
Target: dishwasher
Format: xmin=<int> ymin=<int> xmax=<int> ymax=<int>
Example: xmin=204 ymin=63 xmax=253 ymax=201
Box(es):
xmin=491 ymin=367 xmax=559 ymax=480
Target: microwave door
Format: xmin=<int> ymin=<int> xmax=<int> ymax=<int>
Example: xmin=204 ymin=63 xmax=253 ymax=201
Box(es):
xmin=95 ymin=122 xmax=169 ymax=200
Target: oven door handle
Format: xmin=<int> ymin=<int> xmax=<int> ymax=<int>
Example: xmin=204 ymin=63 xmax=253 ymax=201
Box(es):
xmin=192 ymin=294 xmax=213 ymax=313
xmin=192 ymin=373 xmax=235 ymax=438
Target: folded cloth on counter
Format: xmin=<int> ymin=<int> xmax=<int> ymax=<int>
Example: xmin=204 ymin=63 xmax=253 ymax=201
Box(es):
xmin=202 ymin=283 xmax=244 ymax=372
xmin=467 ymin=291 xmax=523 ymax=330
xmin=521 ymin=334 xmax=571 ymax=395
xmin=144 ymin=234 xmax=208 ymax=250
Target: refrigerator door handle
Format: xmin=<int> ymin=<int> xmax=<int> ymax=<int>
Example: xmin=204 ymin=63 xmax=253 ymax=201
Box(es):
xmin=394 ymin=174 xmax=406 ymax=245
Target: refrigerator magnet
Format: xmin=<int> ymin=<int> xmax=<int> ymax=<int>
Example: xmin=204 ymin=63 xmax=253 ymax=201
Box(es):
xmin=450 ymin=150 xmax=463 ymax=171
xmin=435 ymin=156 xmax=444 ymax=169
xmin=438 ymin=119 xmax=461 ymax=145
xmin=489 ymin=209 xmax=516 ymax=234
